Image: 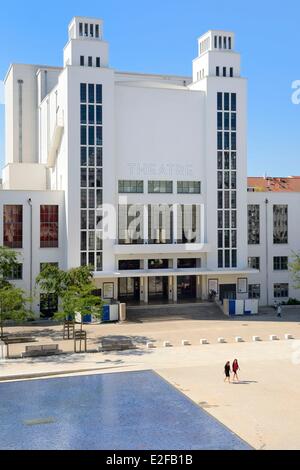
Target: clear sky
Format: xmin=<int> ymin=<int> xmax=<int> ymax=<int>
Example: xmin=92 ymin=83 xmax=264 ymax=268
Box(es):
xmin=0 ymin=0 xmax=299 ymax=176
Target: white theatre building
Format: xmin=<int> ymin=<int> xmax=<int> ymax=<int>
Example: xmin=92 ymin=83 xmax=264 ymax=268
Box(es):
xmin=0 ymin=16 xmax=299 ymax=316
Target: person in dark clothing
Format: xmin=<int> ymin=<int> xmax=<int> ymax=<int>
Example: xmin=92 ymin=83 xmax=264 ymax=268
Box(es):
xmin=224 ymin=361 xmax=231 ymax=383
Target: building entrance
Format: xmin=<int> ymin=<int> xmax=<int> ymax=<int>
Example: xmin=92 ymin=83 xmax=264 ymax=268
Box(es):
xmin=148 ymin=277 xmax=169 ymax=302
xmin=177 ymin=276 xmax=197 ymax=300
xmin=118 ymin=278 xmax=140 ymax=302
xmin=219 ymin=284 xmax=237 ymax=302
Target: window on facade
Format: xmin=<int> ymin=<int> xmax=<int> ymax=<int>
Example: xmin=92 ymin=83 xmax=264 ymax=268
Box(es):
xmin=274 ymin=283 xmax=289 ymax=298
xmin=7 ymin=263 xmax=23 ymax=280
xmin=217 ymin=92 xmax=222 ymax=110
xmin=249 ymin=284 xmax=260 ymax=299
xmin=228 ymin=37 xmax=232 ymax=49
xmin=148 ymin=259 xmax=169 ymax=269
xmin=148 ymin=181 xmax=173 ymax=194
xmin=223 ymin=67 xmax=226 ymax=77
xmin=79 ymin=23 xmax=83 ymax=36
xmin=248 ymin=205 xmax=260 ymax=244
xmin=3 ymin=205 xmax=23 ymax=248
xmin=88 ymin=56 xmax=93 ymax=67
xmin=96 ymin=84 xmax=102 ymax=104
xmin=118 ymin=260 xmax=141 ymax=270
xmin=84 ymin=23 xmax=88 ymax=37
xmin=40 ymin=205 xmax=59 ymax=248
xmin=96 ymin=57 xmax=100 ymax=68
xmin=80 ymin=56 xmax=85 ymax=66
xmin=80 ymin=83 xmax=87 ymax=103
xmin=230 ymin=67 xmax=233 ymax=77
xmin=148 ymin=204 xmax=174 ymax=244
xmin=95 ymin=24 xmax=100 ymax=38
xmin=216 ymin=66 xmax=220 ymax=76
xmin=248 ymin=257 xmax=260 ymax=270
xmin=118 ymin=205 xmax=144 ymax=244
xmin=273 ymin=205 xmax=288 ymax=244
xmin=273 ymin=256 xmax=288 ymax=271
xmin=90 ymin=24 xmax=94 ymax=37
xmin=118 ymin=180 xmax=144 ymax=193
xmin=176 ymin=205 xmax=197 ymax=244
xmin=177 ymin=258 xmax=198 ymax=268
xmin=177 ymin=181 xmax=201 ymax=194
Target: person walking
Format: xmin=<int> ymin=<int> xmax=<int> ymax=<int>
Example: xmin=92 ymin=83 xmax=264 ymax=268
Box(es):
xmin=232 ymin=359 xmax=240 ymax=382
xmin=224 ymin=361 xmax=231 ymax=383
xmin=277 ymin=304 xmax=282 ymax=318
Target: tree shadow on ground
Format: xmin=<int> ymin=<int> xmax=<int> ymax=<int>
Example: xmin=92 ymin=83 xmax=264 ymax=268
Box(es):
xmin=90 ymin=334 xmax=156 ymax=356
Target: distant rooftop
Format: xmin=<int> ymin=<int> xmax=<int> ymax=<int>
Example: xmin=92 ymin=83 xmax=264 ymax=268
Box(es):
xmin=248 ymin=176 xmax=300 ymax=193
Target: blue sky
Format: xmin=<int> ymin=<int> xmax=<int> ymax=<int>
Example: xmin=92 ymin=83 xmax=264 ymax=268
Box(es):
xmin=0 ymin=0 xmax=299 ymax=176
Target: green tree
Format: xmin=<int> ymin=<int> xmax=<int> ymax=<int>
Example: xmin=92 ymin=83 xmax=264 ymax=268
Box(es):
xmin=0 ymin=285 xmax=30 ymax=338
xmin=0 ymin=246 xmax=32 ymax=338
xmin=0 ymin=246 xmax=19 ymax=287
xmin=290 ymin=252 xmax=300 ymax=289
xmin=36 ymin=264 xmax=103 ymax=324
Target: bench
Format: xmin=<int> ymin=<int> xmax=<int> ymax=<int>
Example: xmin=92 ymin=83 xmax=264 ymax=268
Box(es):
xmin=4 ymin=336 xmax=36 ymax=344
xmin=21 ymin=344 xmax=62 ymax=358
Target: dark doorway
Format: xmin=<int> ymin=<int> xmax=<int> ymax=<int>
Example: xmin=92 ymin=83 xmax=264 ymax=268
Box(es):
xmin=219 ymin=284 xmax=237 ymax=302
xmin=177 ymin=276 xmax=197 ymax=300
xmin=148 ymin=277 xmax=168 ymax=302
xmin=40 ymin=293 xmax=58 ymax=318
xmin=118 ymin=278 xmax=140 ymax=302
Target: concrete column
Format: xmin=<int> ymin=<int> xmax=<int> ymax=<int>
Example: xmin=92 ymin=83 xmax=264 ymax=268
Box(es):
xmin=168 ymin=276 xmax=173 ymax=301
xmin=201 ymin=275 xmax=208 ymax=300
xmin=173 ymin=276 xmax=178 ymax=302
xmin=196 ymin=275 xmax=202 ymax=300
xmin=143 ymin=277 xmax=148 ymax=304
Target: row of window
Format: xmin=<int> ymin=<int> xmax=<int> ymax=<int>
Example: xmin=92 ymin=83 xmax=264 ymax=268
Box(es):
xmin=216 ymin=67 xmax=234 ymax=78
xmin=80 ymin=56 xmax=101 ymax=68
xmin=118 ymin=258 xmax=201 ymax=271
xmin=7 ymin=262 xmax=59 ymax=281
xmin=80 ymin=83 xmax=103 ymax=273
xmin=118 ymin=180 xmax=201 ymax=194
xmin=248 ymin=204 xmax=289 ymax=245
xmin=79 ymin=22 xmax=100 ymax=39
xmin=249 ymin=284 xmax=289 ymax=299
xmin=3 ymin=205 xmax=58 ymax=249
xmin=248 ymin=256 xmax=289 ymax=271
xmin=214 ymin=35 xmax=232 ymax=50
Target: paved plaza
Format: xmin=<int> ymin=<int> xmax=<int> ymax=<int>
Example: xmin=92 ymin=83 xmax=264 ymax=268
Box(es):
xmin=1 ymin=306 xmax=300 ymax=450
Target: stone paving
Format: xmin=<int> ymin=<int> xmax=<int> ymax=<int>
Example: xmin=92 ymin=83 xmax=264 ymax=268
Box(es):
xmin=1 ymin=305 xmax=300 ymax=450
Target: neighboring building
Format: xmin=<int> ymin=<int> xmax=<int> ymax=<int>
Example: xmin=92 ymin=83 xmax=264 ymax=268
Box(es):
xmin=0 ymin=16 xmax=299 ymax=316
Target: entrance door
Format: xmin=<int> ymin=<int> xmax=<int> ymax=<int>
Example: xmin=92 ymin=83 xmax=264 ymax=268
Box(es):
xmin=177 ymin=276 xmax=196 ymax=300
xmin=219 ymin=284 xmax=237 ymax=302
xmin=118 ymin=278 xmax=140 ymax=303
xmin=148 ymin=277 xmax=168 ymax=302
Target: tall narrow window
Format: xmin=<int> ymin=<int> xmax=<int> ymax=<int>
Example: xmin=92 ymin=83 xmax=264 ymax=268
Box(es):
xmin=88 ymin=56 xmax=93 ymax=67
xmin=216 ymin=66 xmax=220 ymax=77
xmin=3 ymin=205 xmax=23 ymax=248
xmin=96 ymin=57 xmax=100 ymax=68
xmin=90 ymin=24 xmax=94 ymax=37
xmin=230 ymin=67 xmax=233 ymax=77
xmin=95 ymin=24 xmax=100 ymax=38
xmin=79 ymin=23 xmax=83 ymax=36
xmin=248 ymin=205 xmax=260 ymax=244
xmin=40 ymin=205 xmax=59 ymax=248
xmin=273 ymin=205 xmax=288 ymax=244
xmin=80 ymin=56 xmax=85 ymax=66
xmin=84 ymin=24 xmax=88 ymax=37
xmin=223 ymin=67 xmax=226 ymax=77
